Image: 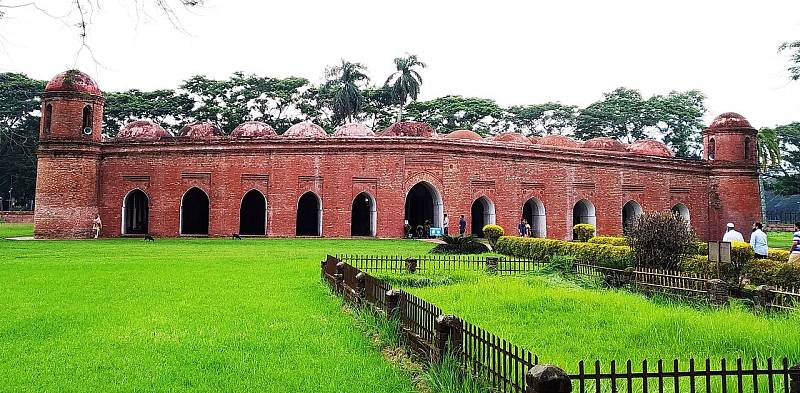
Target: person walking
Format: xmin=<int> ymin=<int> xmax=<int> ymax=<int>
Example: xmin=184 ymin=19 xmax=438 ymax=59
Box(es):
xmin=458 ymin=215 xmax=466 ymax=236
xmin=518 ymin=219 xmax=527 ymax=237
xmin=749 ymin=222 xmax=768 ymax=259
xmin=790 ymin=222 xmax=800 ymax=264
xmin=722 ymin=223 xmax=744 ymax=242
xmin=92 ymin=214 xmax=102 ymax=239
xmin=443 ymin=214 xmax=449 ymax=236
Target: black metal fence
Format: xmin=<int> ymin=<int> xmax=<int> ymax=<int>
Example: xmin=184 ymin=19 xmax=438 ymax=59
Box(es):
xmin=335 ymin=254 xmax=545 ymax=275
xmin=767 ymin=212 xmax=800 ymax=224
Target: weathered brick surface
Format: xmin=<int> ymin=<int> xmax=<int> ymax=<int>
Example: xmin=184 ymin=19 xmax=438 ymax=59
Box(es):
xmin=0 ymin=211 xmax=34 ymax=224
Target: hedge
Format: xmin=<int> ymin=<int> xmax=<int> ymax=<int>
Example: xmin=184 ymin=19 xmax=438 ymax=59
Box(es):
xmin=681 ymin=254 xmax=800 ymax=288
xmin=588 ymin=236 xmax=627 ymax=246
xmin=573 ymin=224 xmax=595 ymax=242
xmin=495 ymin=236 xmax=633 ymax=269
xmin=482 ymin=224 xmax=504 ymax=247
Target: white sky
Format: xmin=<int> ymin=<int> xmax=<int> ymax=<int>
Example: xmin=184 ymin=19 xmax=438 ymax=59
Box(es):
xmin=1 ymin=0 xmax=800 ymax=128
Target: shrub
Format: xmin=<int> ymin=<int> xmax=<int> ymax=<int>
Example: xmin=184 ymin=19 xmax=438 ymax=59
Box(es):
xmin=431 ymin=235 xmax=489 ymax=254
xmin=768 ymin=248 xmax=790 ymax=263
xmin=626 ymin=211 xmax=694 ymax=269
xmin=689 ymin=241 xmax=708 ymax=256
xmin=730 ymin=241 xmax=755 ymax=269
xmin=495 ymin=236 xmax=633 ymax=269
xmin=679 ymin=255 xmax=736 ymax=281
xmin=741 ymin=258 xmax=800 ymax=288
xmin=573 ymin=224 xmax=595 ymax=242
xmin=588 ymin=236 xmax=627 ymax=246
xmin=482 ymin=224 xmax=504 ymax=247
xmin=541 ymin=255 xmax=576 ymax=275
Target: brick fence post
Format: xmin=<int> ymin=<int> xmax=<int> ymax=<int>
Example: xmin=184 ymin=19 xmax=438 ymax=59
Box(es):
xmin=753 ymin=285 xmax=776 ymax=311
xmin=706 ymin=278 xmax=729 ymax=306
xmin=355 ymin=272 xmax=367 ymax=303
xmin=433 ymin=314 xmax=462 ymax=363
xmin=405 ymin=258 xmax=417 ymax=274
xmin=334 ymin=262 xmax=345 ymax=294
xmin=385 ymin=289 xmax=401 ymax=319
xmin=525 ymin=364 xmax=572 ymax=393
xmin=320 ymin=260 xmax=326 ymax=280
xmin=486 ymin=257 xmax=499 ymax=274
xmin=790 ymin=363 xmax=800 ymax=393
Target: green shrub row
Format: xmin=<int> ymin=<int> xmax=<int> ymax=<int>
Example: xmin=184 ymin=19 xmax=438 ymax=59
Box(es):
xmin=572 ymin=224 xmax=595 ymax=242
xmin=482 ymin=224 xmax=504 ymax=247
xmin=495 ymin=236 xmax=633 ymax=269
xmin=681 ymin=254 xmax=800 ymax=288
xmin=588 ymin=236 xmax=628 ymax=246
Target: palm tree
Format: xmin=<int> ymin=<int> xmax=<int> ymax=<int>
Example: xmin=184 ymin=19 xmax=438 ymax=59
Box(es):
xmin=756 ymin=127 xmax=782 ymax=222
xmin=385 ymin=54 xmax=426 ymax=122
xmin=324 ymin=60 xmax=370 ymax=124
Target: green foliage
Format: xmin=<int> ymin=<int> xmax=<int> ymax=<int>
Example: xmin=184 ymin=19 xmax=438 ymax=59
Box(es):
xmin=495 ymin=236 xmax=633 ymax=269
xmin=779 ymin=40 xmax=800 ymax=81
xmin=588 ymin=236 xmax=627 ymax=246
xmin=679 ymin=255 xmax=737 ymax=283
xmin=374 ymin=271 xmax=480 ymax=288
xmin=385 ymin=54 xmax=426 ymax=121
xmin=354 ymin=306 xmax=402 ymax=349
xmin=572 ymin=224 xmax=595 ymax=242
xmin=323 ymin=60 xmax=370 ymax=124
xmin=104 ymin=89 xmax=194 ymax=136
xmin=741 ymin=258 xmax=800 ymax=288
xmin=424 ymin=352 xmax=492 ymax=393
xmin=540 ymin=255 xmax=576 ymax=275
xmin=689 ymin=241 xmax=709 ymax=256
xmin=730 ymin=240 xmax=756 ymax=269
xmin=762 ymin=123 xmax=800 ymax=195
xmin=504 ymin=102 xmax=577 ymax=136
xmin=405 ymin=96 xmax=502 ymax=134
xmin=768 ymin=248 xmax=790 ymax=262
xmin=626 ymin=212 xmax=694 ymax=269
xmin=481 ymin=224 xmax=504 ymax=247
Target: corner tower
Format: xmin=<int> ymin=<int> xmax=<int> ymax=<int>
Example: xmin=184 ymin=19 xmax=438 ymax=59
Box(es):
xmin=702 ymin=112 xmax=761 ymax=239
xmin=34 ymin=70 xmax=104 ymax=238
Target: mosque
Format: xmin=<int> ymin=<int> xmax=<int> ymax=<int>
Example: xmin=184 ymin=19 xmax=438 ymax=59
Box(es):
xmin=34 ymin=70 xmax=762 ymax=240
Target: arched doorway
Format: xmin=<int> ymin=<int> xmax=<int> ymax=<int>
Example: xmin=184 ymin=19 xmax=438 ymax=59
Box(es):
xmin=181 ymin=187 xmax=209 ymax=235
xmin=296 ymin=192 xmax=322 ymax=236
xmin=523 ymin=198 xmax=546 ymax=238
xmin=122 ymin=189 xmax=149 ymax=235
xmin=351 ymin=192 xmax=376 ymax=237
xmin=404 ymin=182 xmax=443 ymax=236
xmin=239 ymin=190 xmax=267 ymax=236
xmin=672 ymin=203 xmax=690 ymax=224
xmin=471 ymin=196 xmax=496 ymax=237
xmin=572 ymin=199 xmax=596 ymax=239
xmin=622 ymin=200 xmax=643 ymax=233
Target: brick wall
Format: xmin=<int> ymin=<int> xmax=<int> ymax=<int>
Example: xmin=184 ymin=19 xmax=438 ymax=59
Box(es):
xmin=0 ymin=211 xmax=34 ymax=224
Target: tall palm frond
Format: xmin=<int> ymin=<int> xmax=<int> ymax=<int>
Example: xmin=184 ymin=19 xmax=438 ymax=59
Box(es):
xmin=324 ymin=60 xmax=369 ymax=124
xmin=385 ymin=54 xmax=426 ymax=121
xmin=757 ymin=127 xmax=782 ymax=172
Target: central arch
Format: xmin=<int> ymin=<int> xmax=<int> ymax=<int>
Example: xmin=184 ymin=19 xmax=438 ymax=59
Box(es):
xmin=470 ymin=196 xmax=496 ymax=237
xmin=404 ymin=181 xmax=443 ymax=237
xmin=522 ymin=197 xmax=546 ymax=238
xmin=181 ymin=187 xmax=209 ymax=235
xmin=672 ymin=203 xmax=691 ymax=225
xmin=351 ymin=192 xmax=376 ymax=237
xmin=296 ymin=192 xmax=322 ymax=236
xmin=122 ymin=189 xmax=149 ymax=235
xmin=622 ymin=200 xmax=643 ymax=233
xmin=572 ymin=199 xmax=597 ymax=239
xmin=239 ymin=190 xmax=267 ymax=236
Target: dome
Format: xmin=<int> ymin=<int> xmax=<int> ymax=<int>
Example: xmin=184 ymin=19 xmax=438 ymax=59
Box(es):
xmin=492 ymin=132 xmax=531 ymax=144
xmin=284 ymin=121 xmax=327 ymax=138
xmin=582 ymin=137 xmax=626 ymax=151
xmin=116 ymin=120 xmax=169 ymax=141
xmin=708 ymin=112 xmax=753 ymax=130
xmin=628 ymin=140 xmax=673 ymax=157
xmin=380 ymin=121 xmax=435 ymax=137
xmin=333 ymin=123 xmax=375 ymax=137
xmin=528 ymin=136 xmax=542 ymax=144
xmin=45 ymin=70 xmax=101 ymax=96
xmin=536 ymin=134 xmax=581 ymax=148
xmin=178 ymin=121 xmax=223 ymax=139
xmin=231 ymin=121 xmax=277 ymax=138
xmin=444 ymin=130 xmax=482 ymax=141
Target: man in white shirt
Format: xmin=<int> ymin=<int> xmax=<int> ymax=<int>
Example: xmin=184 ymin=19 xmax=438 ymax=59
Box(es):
xmin=749 ymin=222 xmax=768 ymax=258
xmin=443 ymin=214 xmax=450 ymax=236
xmin=722 ymin=222 xmax=744 ymax=242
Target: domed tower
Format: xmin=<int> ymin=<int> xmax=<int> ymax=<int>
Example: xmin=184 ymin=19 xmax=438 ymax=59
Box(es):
xmin=34 ymin=70 xmax=104 ymax=238
xmin=702 ymin=112 xmax=761 ymax=240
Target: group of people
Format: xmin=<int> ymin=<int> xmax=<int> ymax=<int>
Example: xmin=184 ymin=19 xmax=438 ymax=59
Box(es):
xmin=517 ymin=218 xmax=535 ymax=237
xmin=723 ymin=221 xmax=800 ymax=263
xmin=405 ymin=213 xmax=469 ymax=239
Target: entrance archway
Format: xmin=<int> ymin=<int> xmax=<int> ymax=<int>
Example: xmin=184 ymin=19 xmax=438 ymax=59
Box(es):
xmin=471 ymin=196 xmax=496 ymax=237
xmin=122 ymin=189 xmax=149 ymax=235
xmin=622 ymin=200 xmax=643 ymax=233
xmin=181 ymin=187 xmax=209 ymax=235
xmin=296 ymin=192 xmax=322 ymax=236
xmin=523 ymin=198 xmax=546 ymax=238
xmin=239 ymin=190 xmax=267 ymax=235
xmin=672 ymin=203 xmax=690 ymax=224
xmin=404 ymin=182 xmax=443 ymax=236
xmin=572 ymin=199 xmax=596 ymax=239
xmin=351 ymin=192 xmax=376 ymax=237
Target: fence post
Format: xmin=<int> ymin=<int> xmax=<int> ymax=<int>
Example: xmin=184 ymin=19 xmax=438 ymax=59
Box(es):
xmin=525 ymin=364 xmax=572 ymax=393
xmin=486 ymin=257 xmax=499 ymax=274
xmin=433 ymin=314 xmax=462 ymax=363
xmin=790 ymin=363 xmax=800 ymax=393
xmin=706 ymin=278 xmax=729 ymax=306
xmin=385 ymin=289 xmax=401 ymax=319
xmin=753 ymin=285 xmax=776 ymax=311
xmin=334 ymin=262 xmax=345 ymax=294
xmin=355 ymin=272 xmax=367 ymax=303
xmin=320 ymin=260 xmax=326 ymax=280
xmin=405 ymin=258 xmax=417 ymax=274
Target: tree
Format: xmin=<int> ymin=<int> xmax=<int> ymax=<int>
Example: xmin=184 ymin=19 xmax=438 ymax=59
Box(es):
xmin=626 ymin=211 xmax=694 ymax=269
xmin=762 ymin=123 xmax=800 ymax=196
xmin=104 ymin=89 xmax=194 ymax=136
xmin=779 ymin=40 xmax=800 ymax=81
xmin=575 ymin=87 xmax=654 ymax=142
xmin=648 ymin=90 xmax=706 ymax=158
xmin=323 ymin=60 xmax=370 ymax=124
xmin=385 ymin=54 xmax=426 ymax=122
xmin=405 ymin=96 xmax=503 ymax=135
xmin=360 ymin=87 xmax=395 ymax=130
xmin=504 ymin=102 xmax=577 ymax=136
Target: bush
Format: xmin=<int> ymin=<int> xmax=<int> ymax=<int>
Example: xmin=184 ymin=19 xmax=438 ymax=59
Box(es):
xmin=431 ymin=235 xmax=489 ymax=254
xmin=541 ymin=255 xmax=576 ymax=275
xmin=588 ymin=236 xmax=627 ymax=246
xmin=768 ymin=248 xmax=790 ymax=263
xmin=730 ymin=241 xmax=755 ymax=269
xmin=679 ymin=255 xmax=738 ymax=283
xmin=626 ymin=211 xmax=694 ymax=269
xmin=573 ymin=224 xmax=595 ymax=242
xmin=482 ymin=224 xmax=504 ymax=247
xmin=689 ymin=241 xmax=708 ymax=256
xmin=495 ymin=236 xmax=633 ymax=269
xmin=741 ymin=258 xmax=800 ymax=288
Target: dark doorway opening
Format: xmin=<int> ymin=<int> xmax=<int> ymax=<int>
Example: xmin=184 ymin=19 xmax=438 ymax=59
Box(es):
xmin=296 ymin=192 xmax=321 ymax=236
xmin=471 ymin=199 xmax=486 ymax=237
xmin=123 ymin=189 xmax=149 ymax=235
xmin=240 ymin=190 xmax=266 ymax=235
xmin=181 ymin=187 xmax=209 ymax=235
xmin=351 ymin=192 xmax=374 ymax=237
xmin=405 ymin=183 xmax=436 ymax=236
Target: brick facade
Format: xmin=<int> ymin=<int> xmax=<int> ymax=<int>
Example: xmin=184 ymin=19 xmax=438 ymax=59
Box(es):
xmin=34 ymin=71 xmax=763 ymax=240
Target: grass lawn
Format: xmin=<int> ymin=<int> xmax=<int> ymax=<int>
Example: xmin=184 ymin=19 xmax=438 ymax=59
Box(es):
xmin=769 ymin=231 xmax=795 ymax=250
xmin=0 ymin=224 xmax=433 ymax=392
xmin=0 ymin=222 xmax=34 ymax=238
xmin=402 ymin=273 xmax=800 ymax=373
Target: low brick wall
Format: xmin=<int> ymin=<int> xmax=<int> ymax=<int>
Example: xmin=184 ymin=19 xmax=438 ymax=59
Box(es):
xmin=0 ymin=211 xmax=34 ymax=224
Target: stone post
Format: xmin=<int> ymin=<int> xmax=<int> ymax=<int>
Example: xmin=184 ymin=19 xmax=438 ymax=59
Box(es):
xmin=707 ymin=278 xmax=729 ymax=306
xmin=486 ymin=257 xmax=499 ymax=274
xmin=320 ymin=260 xmax=327 ymax=280
xmin=334 ymin=262 xmax=345 ymax=294
xmin=405 ymin=258 xmax=418 ymax=274
xmin=753 ymin=285 xmax=776 ymax=311
xmin=790 ymin=363 xmax=800 ymax=393
xmin=433 ymin=314 xmax=463 ymax=363
xmin=355 ymin=272 xmax=367 ymax=303
xmin=385 ymin=289 xmax=401 ymax=319
xmin=525 ymin=365 xmax=572 ymax=393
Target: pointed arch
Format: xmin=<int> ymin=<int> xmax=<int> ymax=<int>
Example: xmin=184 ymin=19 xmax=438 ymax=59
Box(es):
xmin=622 ymin=200 xmax=643 ymax=233
xmin=239 ymin=189 xmax=267 ymax=236
xmin=404 ymin=181 xmax=444 ymax=235
xmin=122 ymin=189 xmax=149 ymax=235
xmin=351 ymin=192 xmax=377 ymax=237
xmin=180 ymin=187 xmax=209 ymax=235
xmin=523 ymin=197 xmax=547 ymax=238
xmin=572 ymin=198 xmax=597 ymax=239
xmin=296 ymin=191 xmax=322 ymax=236
xmin=470 ymin=196 xmax=496 ymax=237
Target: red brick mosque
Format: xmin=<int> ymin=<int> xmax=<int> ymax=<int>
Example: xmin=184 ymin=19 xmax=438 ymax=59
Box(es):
xmin=34 ymin=70 xmax=762 ymax=240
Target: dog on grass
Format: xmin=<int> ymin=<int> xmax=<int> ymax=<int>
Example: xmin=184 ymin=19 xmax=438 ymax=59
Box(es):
xmin=144 ymin=235 xmax=155 ymax=242
xmin=232 ymin=233 xmax=242 ymax=240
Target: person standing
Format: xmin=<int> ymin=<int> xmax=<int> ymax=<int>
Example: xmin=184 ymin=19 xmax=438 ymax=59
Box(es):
xmin=722 ymin=223 xmax=744 ymax=242
xmin=518 ymin=219 xmax=527 ymax=237
xmin=458 ymin=215 xmax=466 ymax=236
xmin=749 ymin=222 xmax=768 ymax=258
xmin=790 ymin=222 xmax=800 ymax=264
xmin=92 ymin=214 xmax=102 ymax=239
xmin=443 ymin=214 xmax=450 ymax=236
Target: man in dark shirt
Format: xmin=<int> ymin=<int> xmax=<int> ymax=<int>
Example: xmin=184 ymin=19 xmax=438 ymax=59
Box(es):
xmin=458 ymin=215 xmax=466 ymax=235
xmin=518 ymin=219 xmax=527 ymax=237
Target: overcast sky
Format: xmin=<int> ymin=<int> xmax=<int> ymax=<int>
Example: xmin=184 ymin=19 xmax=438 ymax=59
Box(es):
xmin=1 ymin=0 xmax=799 ymax=128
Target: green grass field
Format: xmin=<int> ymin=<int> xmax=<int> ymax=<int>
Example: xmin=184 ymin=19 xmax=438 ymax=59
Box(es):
xmin=769 ymin=231 xmax=795 ymax=250
xmin=0 ymin=223 xmax=432 ymax=392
